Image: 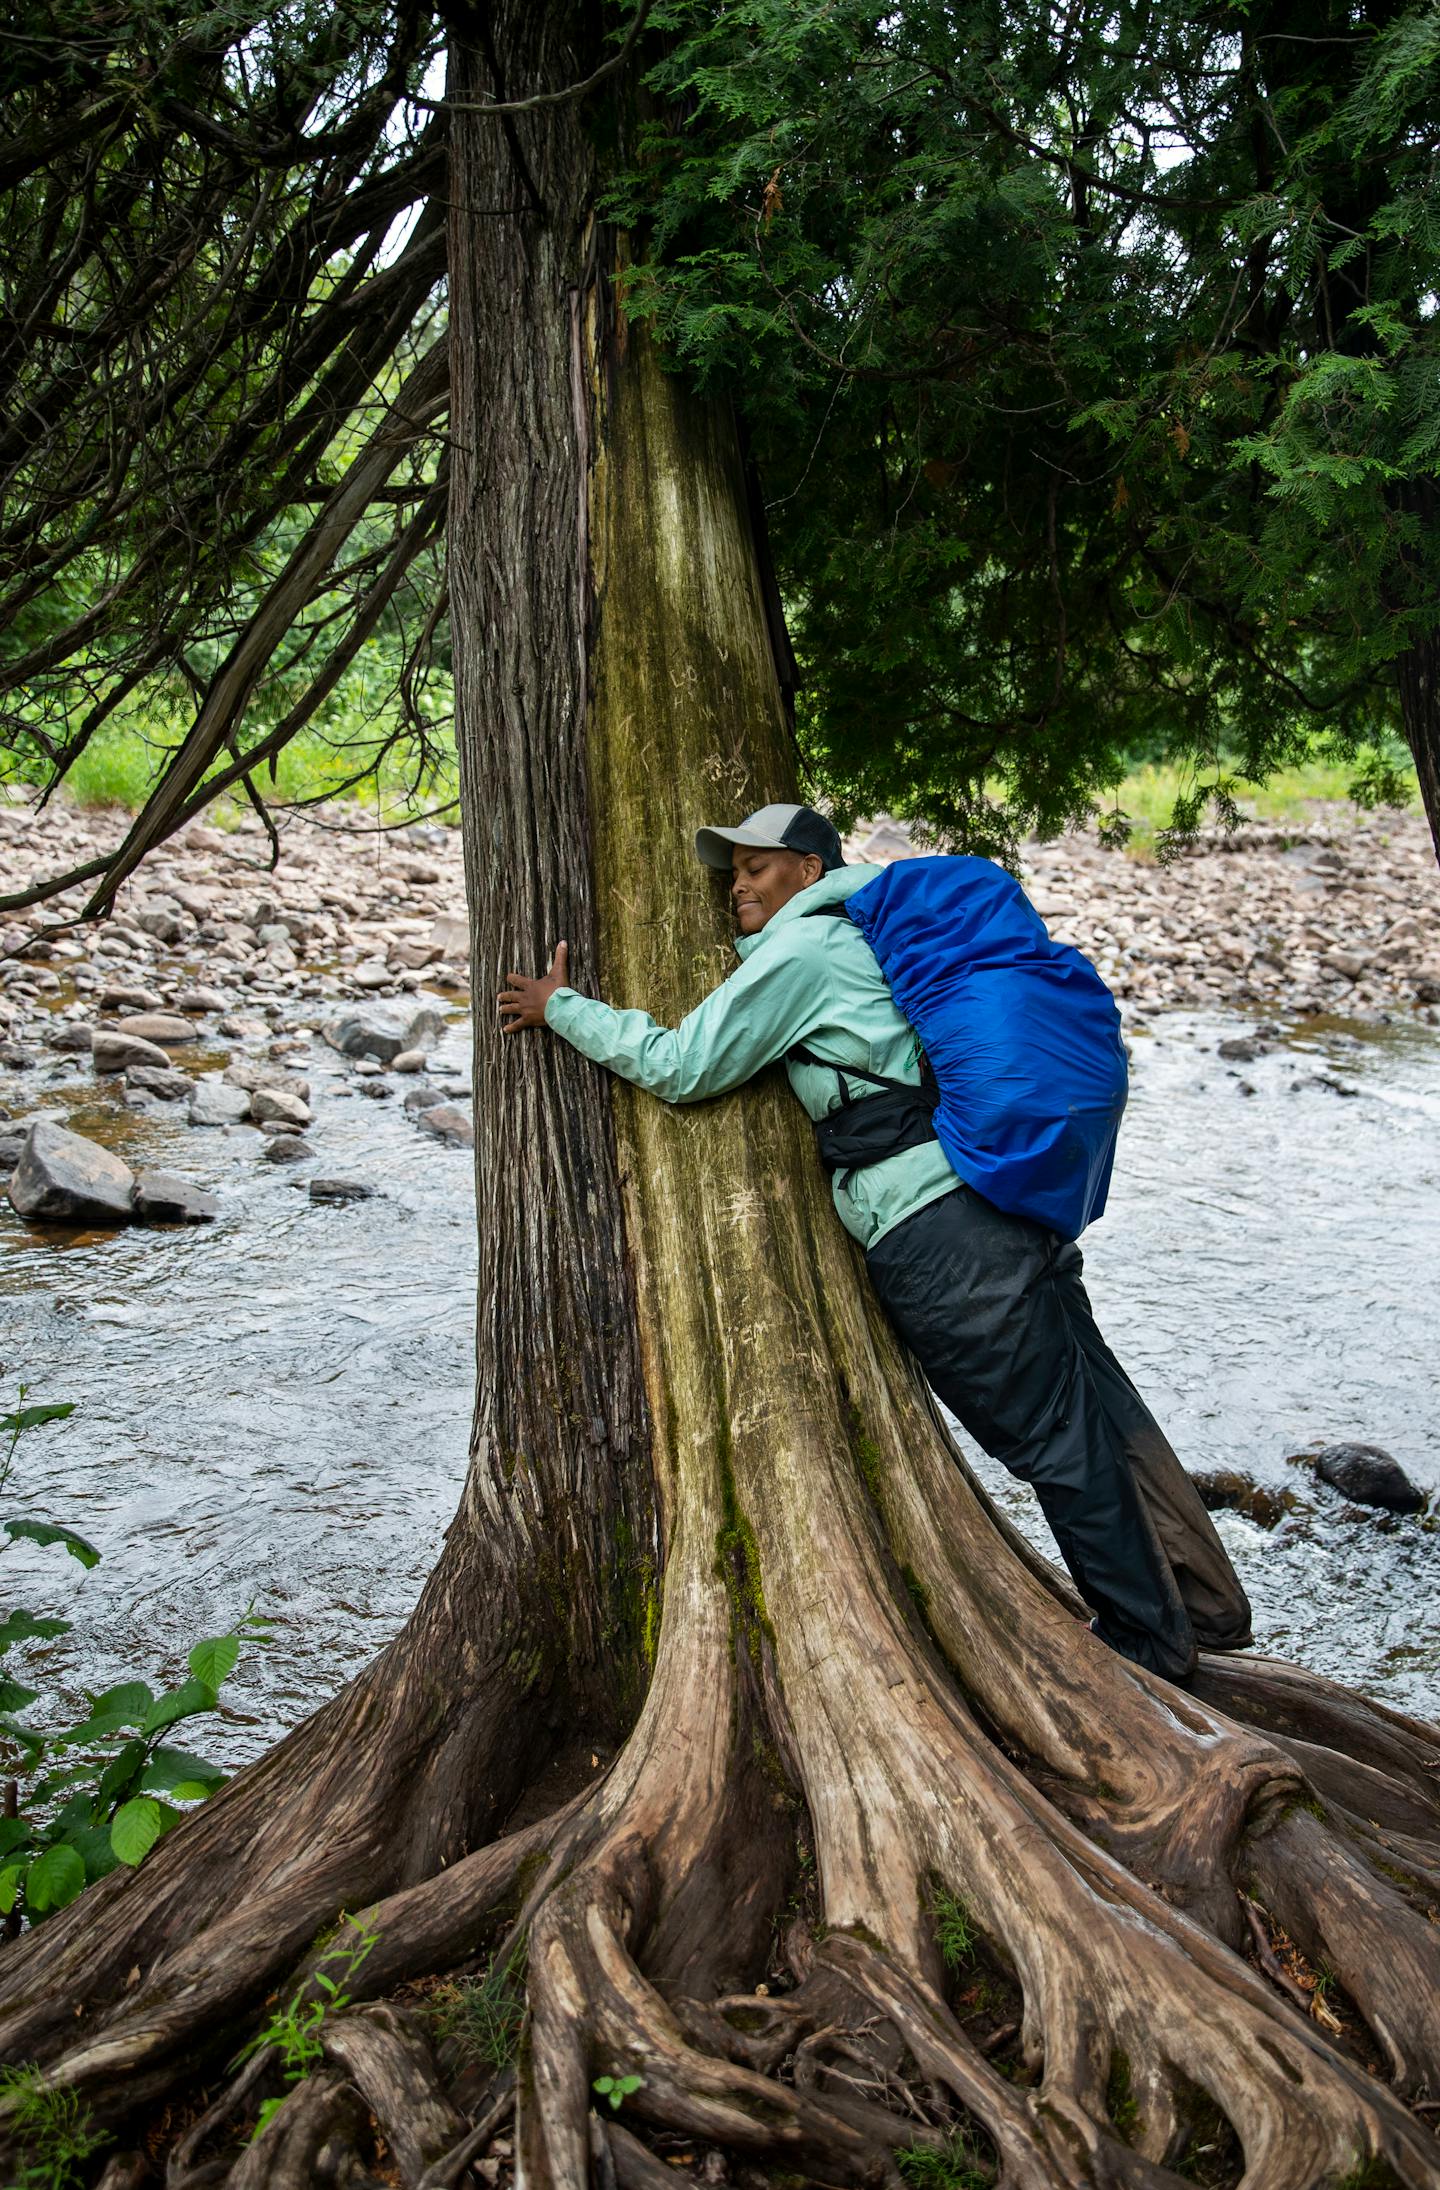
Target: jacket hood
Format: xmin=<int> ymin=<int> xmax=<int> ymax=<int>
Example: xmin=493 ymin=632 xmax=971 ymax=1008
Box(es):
xmin=733 ymin=863 xmax=883 ymax=961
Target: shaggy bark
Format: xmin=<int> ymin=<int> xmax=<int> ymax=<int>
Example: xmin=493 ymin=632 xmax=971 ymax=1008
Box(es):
xmin=2 ymin=8 xmax=1439 ymax=2188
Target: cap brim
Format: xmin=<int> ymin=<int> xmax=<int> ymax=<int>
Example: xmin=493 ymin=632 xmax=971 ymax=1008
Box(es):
xmin=694 ymin=824 xmax=788 ymax=869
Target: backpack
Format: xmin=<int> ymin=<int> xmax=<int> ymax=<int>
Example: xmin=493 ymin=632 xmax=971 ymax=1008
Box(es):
xmin=793 ymin=855 xmax=1128 ymax=1241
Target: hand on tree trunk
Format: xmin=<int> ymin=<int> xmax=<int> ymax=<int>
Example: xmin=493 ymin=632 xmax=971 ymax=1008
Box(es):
xmin=498 ymin=940 xmax=570 ymax=1030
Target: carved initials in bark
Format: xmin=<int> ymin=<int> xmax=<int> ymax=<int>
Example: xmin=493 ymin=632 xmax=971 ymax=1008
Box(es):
xmin=2 ymin=11 xmax=1438 ymax=2189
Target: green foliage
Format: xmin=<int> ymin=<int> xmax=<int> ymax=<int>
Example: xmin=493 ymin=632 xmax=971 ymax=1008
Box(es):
xmin=895 ymin=2127 xmax=993 ymax=2190
xmin=433 ymin=1942 xmax=529 ymax=2070
xmin=592 ymin=2072 xmax=645 ymax=2112
xmin=1106 ymin=2050 xmax=1142 ymax=2142
xmin=930 ymin=1886 xmax=975 ymax=1972
xmin=610 ymin=0 xmax=1439 ymax=855
xmin=0 ymin=1387 xmax=264 ymax=1932
xmin=0 ymin=2065 xmax=110 ymax=2190
xmin=238 ymin=1913 xmax=381 ymax=2142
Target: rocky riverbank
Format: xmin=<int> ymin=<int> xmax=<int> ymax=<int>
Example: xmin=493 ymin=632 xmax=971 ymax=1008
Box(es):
xmin=2 ymin=789 xmax=1438 ymax=1227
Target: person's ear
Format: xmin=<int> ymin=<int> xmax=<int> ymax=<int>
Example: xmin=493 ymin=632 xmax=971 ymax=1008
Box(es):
xmin=802 ymin=854 xmax=823 ymax=887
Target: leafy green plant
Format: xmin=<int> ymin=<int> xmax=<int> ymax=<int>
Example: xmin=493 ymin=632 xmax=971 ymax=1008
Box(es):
xmin=433 ymin=1941 xmax=529 ymax=2069
xmin=238 ymin=1912 xmax=381 ymax=2142
xmin=930 ymin=1886 xmax=975 ymax=1973
xmin=0 ymin=1388 xmax=266 ymax=1930
xmin=592 ymin=2072 xmax=644 ymax=2113
xmin=895 ymin=2127 xmax=993 ymax=2190
xmin=0 ymin=2065 xmax=110 ymax=2190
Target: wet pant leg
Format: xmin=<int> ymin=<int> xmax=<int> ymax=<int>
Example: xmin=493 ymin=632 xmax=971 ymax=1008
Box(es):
xmin=865 ymin=1187 xmax=1196 ymax=1681
xmin=1048 ymin=1250 xmax=1254 ymax=1649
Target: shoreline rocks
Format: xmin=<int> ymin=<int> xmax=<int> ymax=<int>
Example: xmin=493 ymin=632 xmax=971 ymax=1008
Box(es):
xmin=6 ymin=1119 xmax=217 ymax=1227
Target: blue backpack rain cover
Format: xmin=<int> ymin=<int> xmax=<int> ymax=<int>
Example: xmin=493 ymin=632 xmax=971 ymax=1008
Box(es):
xmin=843 ymin=855 xmax=1128 ymax=1241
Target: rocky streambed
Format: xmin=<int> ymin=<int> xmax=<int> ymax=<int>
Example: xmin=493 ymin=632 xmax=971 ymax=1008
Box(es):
xmin=2 ymin=790 xmax=1438 ymax=1750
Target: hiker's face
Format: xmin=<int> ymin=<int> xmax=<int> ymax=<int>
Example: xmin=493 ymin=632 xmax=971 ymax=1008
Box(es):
xmin=730 ymin=847 xmax=823 ymax=934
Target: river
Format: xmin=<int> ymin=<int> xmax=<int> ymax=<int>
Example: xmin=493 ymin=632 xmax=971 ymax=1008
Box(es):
xmin=2 ymin=1000 xmax=1437 ymax=1769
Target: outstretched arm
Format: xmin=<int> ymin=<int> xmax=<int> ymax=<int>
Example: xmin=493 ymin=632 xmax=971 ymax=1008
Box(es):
xmin=497 ymin=932 xmax=824 ymax=1105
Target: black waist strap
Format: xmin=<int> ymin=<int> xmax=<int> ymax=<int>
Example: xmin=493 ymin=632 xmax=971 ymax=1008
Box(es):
xmin=787 ymin=1043 xmax=940 ymax=1181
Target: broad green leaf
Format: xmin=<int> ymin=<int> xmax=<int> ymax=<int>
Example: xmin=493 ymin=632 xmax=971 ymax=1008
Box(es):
xmin=140 ymin=1745 xmax=226 ymax=1797
xmin=0 ymin=1675 xmax=38 ymax=1713
xmin=0 ymin=1403 xmax=75 ymax=1436
xmin=141 ymin=1676 xmax=218 ymax=1738
xmin=53 ymin=1820 xmax=117 ymax=1883
xmin=95 ymin=1736 xmax=149 ymax=1811
xmin=0 ymin=1609 xmax=70 ymax=1652
xmin=187 ymin=1633 xmax=240 ymax=1690
xmin=0 ymin=1862 xmax=25 ymax=1913
xmin=0 ymin=1712 xmax=45 ymax=1759
xmin=56 ymin=1681 xmax=154 ymax=1744
xmin=4 ymin=1517 xmax=101 ymax=1569
xmin=111 ymin=1797 xmax=164 ymax=1867
xmin=0 ymin=1818 xmax=31 ymax=1860
xmin=26 ymin=1840 xmax=85 ymax=1912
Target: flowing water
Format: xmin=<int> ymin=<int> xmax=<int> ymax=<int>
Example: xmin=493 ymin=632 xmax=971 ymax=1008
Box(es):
xmin=2 ymin=999 xmax=1437 ymax=1770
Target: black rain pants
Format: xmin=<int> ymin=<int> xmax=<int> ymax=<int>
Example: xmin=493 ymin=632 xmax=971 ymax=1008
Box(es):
xmin=865 ymin=1185 xmax=1252 ymax=1682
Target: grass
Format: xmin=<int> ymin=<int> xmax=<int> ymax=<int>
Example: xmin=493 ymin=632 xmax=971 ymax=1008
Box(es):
xmin=0 ymin=2066 xmax=111 ymax=2190
xmin=431 ymin=1944 xmax=528 ymax=2071
xmin=1096 ymin=754 xmax=1416 ymax=854
xmin=896 ymin=2127 xmax=994 ymax=2190
xmin=929 ymin=1885 xmax=975 ymax=1973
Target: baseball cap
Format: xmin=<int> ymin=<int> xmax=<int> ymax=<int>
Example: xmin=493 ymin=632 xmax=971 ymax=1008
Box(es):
xmin=694 ymin=802 xmax=844 ymax=872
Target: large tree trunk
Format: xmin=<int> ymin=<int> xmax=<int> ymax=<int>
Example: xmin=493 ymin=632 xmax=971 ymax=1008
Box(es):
xmin=3 ymin=8 xmax=1440 ymax=2186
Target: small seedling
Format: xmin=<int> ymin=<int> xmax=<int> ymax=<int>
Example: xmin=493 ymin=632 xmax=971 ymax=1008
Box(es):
xmin=929 ymin=1885 xmax=975 ymax=1972
xmin=592 ymin=2071 xmax=644 ymax=2112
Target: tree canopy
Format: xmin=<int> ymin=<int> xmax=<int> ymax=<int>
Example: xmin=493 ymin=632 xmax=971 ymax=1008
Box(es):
xmin=1 ymin=0 xmax=1436 ymax=898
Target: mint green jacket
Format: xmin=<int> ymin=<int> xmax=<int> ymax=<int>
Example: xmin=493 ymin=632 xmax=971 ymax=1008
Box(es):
xmin=544 ymin=864 xmax=958 ymax=1250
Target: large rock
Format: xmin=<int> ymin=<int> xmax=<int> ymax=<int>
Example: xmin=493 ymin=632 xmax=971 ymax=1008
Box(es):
xmin=189 ymin=1078 xmax=251 ymax=1126
xmin=1314 ymin=1443 xmax=1424 ymax=1515
xmin=132 ymin=1171 xmax=219 ymax=1224
xmin=0 ymin=1042 xmax=36 ymax=1069
xmin=261 ymin=1133 xmax=310 ymax=1163
xmin=172 ymin=986 xmax=230 ymax=1015
xmin=252 ymin=1087 xmax=311 ymax=1129
xmin=114 ymin=1012 xmax=198 ymax=1045
xmin=323 ymin=1002 xmax=443 ymax=1066
xmin=7 ymin=1120 xmax=135 ymax=1227
xmin=93 ymin=1029 xmax=172 ymax=1074
xmin=427 ymin=913 xmax=470 ymax=962
xmin=417 ymin=1102 xmax=474 ymax=1148
xmin=402 ymin=1083 xmax=445 ymax=1114
xmin=225 ymin=1059 xmax=311 ymax=1102
xmin=48 ymin=1024 xmax=96 ymax=1054
xmin=99 ymin=982 xmax=164 ymax=1014
xmin=125 ymin=1064 xmax=194 ymax=1102
xmin=309 ymin=1177 xmax=375 ymax=1204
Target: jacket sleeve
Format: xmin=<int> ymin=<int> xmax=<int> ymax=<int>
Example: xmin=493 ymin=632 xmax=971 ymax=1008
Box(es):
xmin=543 ymin=932 xmax=825 ymax=1104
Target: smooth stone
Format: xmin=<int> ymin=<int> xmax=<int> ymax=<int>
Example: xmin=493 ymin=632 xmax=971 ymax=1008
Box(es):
xmin=93 ymin=1030 xmax=171 ymax=1073
xmin=7 ymin=1119 xmax=135 ymax=1226
xmin=402 ymin=1084 xmax=445 ymax=1113
xmin=261 ymin=1134 xmax=310 ymax=1163
xmin=172 ymin=986 xmax=229 ymax=1014
xmin=135 ymin=907 xmax=192 ymax=944
xmin=357 ymin=1079 xmax=391 ymax=1100
xmin=308 ymin=1177 xmax=375 ymax=1203
xmin=114 ymin=1012 xmax=198 ymax=1045
xmin=352 ymin=963 xmax=392 ymax=990
xmin=251 ymin=1087 xmax=311 ymax=1128
xmin=427 ymin=912 xmax=470 ymax=961
xmin=353 ymin=1058 xmax=383 ymax=1077
xmin=225 ymin=1059 xmax=311 ymax=1102
xmin=1192 ymin=1470 xmax=1296 ymax=1531
xmin=0 ymin=1043 xmax=36 ymax=1068
xmin=323 ymin=1002 xmax=443 ymax=1067
xmin=99 ymin=982 xmax=164 ymax=1014
xmin=391 ymin=1049 xmax=428 ymax=1074
xmin=45 ymin=1026 xmax=92 ymax=1057
xmin=1313 ymin=1443 xmax=1424 ymax=1515
xmin=0 ymin=1123 xmax=29 ymax=1171
xmin=125 ymin=1065 xmax=194 ymax=1102
xmin=189 ymin=1079 xmax=251 ymax=1126
xmin=1217 ymin=1037 xmax=1266 ymax=1062
xmin=416 ymin=1102 xmax=474 ymax=1148
xmin=132 ymin=1171 xmax=219 ymax=1224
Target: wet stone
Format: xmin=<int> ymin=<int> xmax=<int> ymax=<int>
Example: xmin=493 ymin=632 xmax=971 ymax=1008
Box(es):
xmin=49 ymin=1024 xmax=96 ymax=1054
xmin=402 ymin=1084 xmax=445 ymax=1114
xmin=308 ymin=1177 xmax=375 ymax=1204
xmin=7 ymin=1119 xmax=135 ymax=1227
xmin=0 ymin=1043 xmax=36 ymax=1068
xmin=99 ymin=983 xmax=164 ymax=1014
xmin=416 ymin=1102 xmax=473 ymax=1148
xmin=357 ymin=1079 xmax=391 ymax=1100
xmin=188 ymin=1079 xmax=251 ymax=1127
xmin=1192 ymin=1470 xmax=1297 ymax=1531
xmin=132 ymin=1170 xmax=219 ymax=1224
xmin=323 ymin=1002 xmax=443 ymax=1066
xmin=93 ymin=1030 xmax=171 ymax=1074
xmin=251 ymin=1087 xmax=311 ymax=1129
xmin=261 ymin=1134 xmax=310 ymax=1163
xmin=1313 ymin=1443 xmax=1424 ymax=1515
xmin=172 ymin=986 xmax=230 ymax=1015
xmin=114 ymin=1012 xmax=199 ymax=1045
xmin=125 ymin=1065 xmax=194 ymax=1102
